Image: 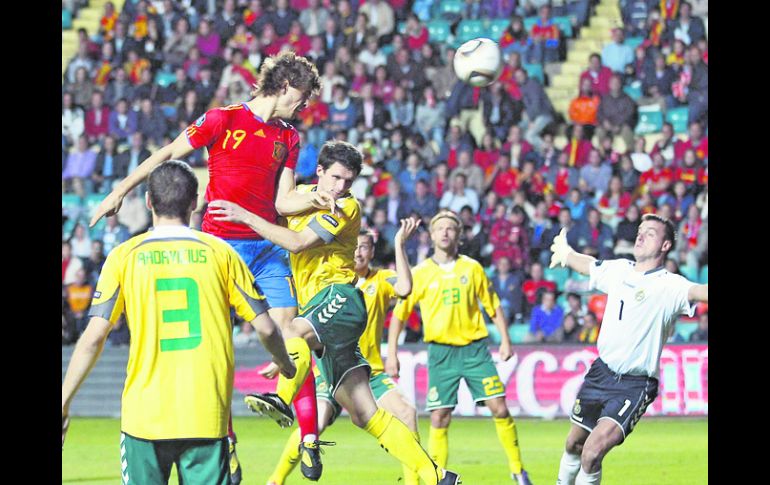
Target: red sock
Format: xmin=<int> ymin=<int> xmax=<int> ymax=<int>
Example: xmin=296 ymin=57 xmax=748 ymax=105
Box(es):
xmin=293 ymin=373 xmax=318 ymax=441
xmin=228 ymin=414 xmax=236 ymax=442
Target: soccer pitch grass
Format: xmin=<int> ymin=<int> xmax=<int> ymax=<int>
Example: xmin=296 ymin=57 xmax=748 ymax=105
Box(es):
xmin=63 ymin=416 xmax=707 ymax=484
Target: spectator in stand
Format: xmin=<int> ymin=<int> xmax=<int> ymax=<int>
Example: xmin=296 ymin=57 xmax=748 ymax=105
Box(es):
xmin=530 ymin=199 xmax=554 ymax=264
xmin=69 ymin=223 xmax=93 ymax=260
xmin=578 ymin=311 xmax=599 ymax=344
xmin=689 ymin=312 xmax=708 ymax=342
xmin=622 ymin=0 xmax=651 ymax=38
xmin=111 ymin=22 xmax=140 ymax=66
xmin=116 ymin=132 xmax=152 ymax=177
xmin=358 ymin=36 xmax=387 ymax=76
xmin=526 ymin=288 xmax=564 ymax=343
xmin=677 ymin=203 xmax=703 ymax=264
xmin=398 ymin=153 xmax=431 ymax=196
xmin=613 ymin=203 xmax=641 ymax=258
xmin=517 ymin=158 xmax=547 ymax=199
xmin=451 ymin=149 xmax=485 ymax=194
xmin=580 ymin=53 xmax=614 ymax=97
xmin=376 ymin=179 xmax=409 ymax=227
xmin=659 ymin=180 xmax=694 ymax=223
xmin=438 ymin=124 xmax=474 ymax=169
xmin=597 ymin=175 xmax=632 ymax=230
xmin=565 ymin=187 xmax=588 ymax=222
xmin=243 ymin=0 xmax=268 ymax=32
xmin=65 ymin=42 xmax=95 ymax=86
xmin=414 ymin=84 xmax=446 ymax=148
xmin=665 ymin=1 xmax=706 ymax=47
xmin=579 ymin=149 xmax=613 ymax=199
xmin=195 ymin=17 xmax=221 ymax=60
xmin=218 ymin=49 xmax=256 ymax=105
xmin=440 ymin=172 xmax=480 ymax=214
xmin=596 ymin=74 xmax=637 ymax=150
xmin=683 ymin=45 xmax=709 ymax=125
xmin=359 ymin=0 xmax=395 ymax=40
xmin=492 ymin=255 xmax=526 ymax=323
xmin=70 ymin=66 xmax=95 ymax=112
xmin=498 ymin=51 xmax=524 ymax=101
xmin=516 ymin=68 xmax=555 ymax=150
xmin=502 ymin=124 xmax=535 ymax=169
xmin=641 ymin=53 xmax=676 ymax=110
xmin=264 ymin=0 xmax=298 ymax=37
xmin=481 ymin=80 xmax=523 ymax=141
xmin=565 ymin=292 xmax=587 ymax=326
xmin=387 ymin=85 xmax=415 ymax=130
xmin=573 ymin=207 xmax=615 ymax=259
xmin=345 ymin=12 xmax=376 ymax=54
xmin=370 ymin=207 xmax=399 ymax=265
xmin=319 ymin=61 xmax=345 ymax=104
xmin=628 ymin=45 xmax=654 ymax=88
xmin=473 ymin=132 xmax=501 ymax=172
xmin=485 ymin=152 xmax=518 ymax=199
xmin=63 ymin=134 xmax=97 ymax=196
xmin=65 ymin=267 xmax=94 ymax=337
xmin=614 ymin=154 xmax=638 ymax=194
xmin=522 ymin=261 xmax=557 ymax=312
xmin=136 ymin=97 xmax=168 ymax=147
xmin=551 ymin=313 xmax=581 ymax=343
xmin=299 ymin=0 xmax=330 ymax=37
xmin=546 ymin=151 xmax=577 ymax=199
xmin=389 ymin=47 xmax=428 ymax=94
xmin=326 ymin=83 xmax=357 ymax=138
xmin=175 ymin=88 xmax=204 ymax=128
xmin=562 ymin=123 xmax=593 ymax=168
xmin=650 ymin=122 xmax=677 ymax=166
xmin=500 ymin=15 xmax=531 ymax=59
xmin=98 ymin=1 xmax=119 ymax=42
xmin=104 ymin=67 xmax=136 ymax=107
xmin=116 ymin=187 xmax=151 ymax=236
xmin=402 ymin=178 xmax=438 ymax=223
xmin=94 ymin=214 xmax=131 ymax=254
xmin=108 ymin=98 xmax=138 ymax=144
xmin=123 ymin=49 xmax=151 ymax=86
xmin=405 ymin=13 xmax=429 ymax=55
xmin=569 ymin=78 xmax=600 ymax=128
xmin=83 ymin=240 xmax=106 ymax=286
xmin=182 ymin=47 xmax=210 ymax=82
xmin=640 ymin=152 xmax=674 ymax=199
xmin=601 ymin=28 xmax=634 ymax=74
xmin=674 ymin=148 xmax=703 ymax=193
xmin=529 ymin=4 xmax=561 ymax=64
xmin=62 ymin=92 xmax=85 ymax=149
xmin=92 ymin=134 xmax=122 ymax=193
xmin=674 ymin=121 xmax=708 ymax=164
xmin=666 ymin=39 xmax=687 ymax=70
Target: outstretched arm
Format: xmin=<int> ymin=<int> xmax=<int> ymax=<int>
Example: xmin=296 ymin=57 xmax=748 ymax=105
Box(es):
xmin=89 ymin=132 xmax=195 ymax=227
xmin=490 ymin=306 xmax=513 ymax=361
xmin=208 ymin=199 xmax=324 ymax=253
xmin=274 ymin=168 xmax=337 ymax=216
xmin=392 ymin=218 xmax=420 ymax=297
xmin=688 ymin=284 xmax=708 ymax=302
xmin=549 ymin=227 xmax=596 ymax=275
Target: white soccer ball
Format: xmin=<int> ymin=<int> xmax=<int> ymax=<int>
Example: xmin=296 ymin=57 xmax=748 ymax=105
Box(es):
xmin=453 ymin=38 xmax=503 ymax=87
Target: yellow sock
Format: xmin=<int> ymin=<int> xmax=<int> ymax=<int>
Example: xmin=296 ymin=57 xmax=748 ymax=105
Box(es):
xmin=267 ymin=427 xmax=301 ymax=485
xmin=428 ymin=426 xmax=448 ymax=469
xmin=364 ymin=408 xmax=442 ymax=485
xmin=402 ymin=431 xmax=421 ymax=485
xmin=276 ymin=337 xmax=311 ymax=405
xmin=494 ymin=416 xmax=523 ymax=474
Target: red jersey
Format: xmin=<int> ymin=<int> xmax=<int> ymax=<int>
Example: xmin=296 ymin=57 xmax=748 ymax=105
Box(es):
xmin=640 ymin=167 xmax=673 ymax=198
xmin=186 ymin=104 xmax=299 ymax=239
xmin=522 ymin=279 xmax=557 ymax=305
xmin=674 ymin=137 xmax=708 ymax=162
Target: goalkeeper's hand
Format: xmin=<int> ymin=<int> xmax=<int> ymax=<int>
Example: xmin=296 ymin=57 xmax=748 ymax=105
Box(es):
xmin=549 ymin=228 xmax=574 ymax=269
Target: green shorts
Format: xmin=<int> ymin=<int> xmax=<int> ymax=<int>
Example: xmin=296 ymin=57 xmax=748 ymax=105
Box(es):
xmin=316 ymin=370 xmax=399 ymax=425
xmin=425 ymin=339 xmax=506 ymax=412
xmin=299 ymin=283 xmax=370 ymax=395
xmin=120 ymin=432 xmax=229 ymax=485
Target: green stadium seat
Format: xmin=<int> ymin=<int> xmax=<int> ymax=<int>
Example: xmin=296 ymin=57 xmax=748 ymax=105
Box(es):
xmin=62 ymin=9 xmax=73 ymax=30
xmin=623 ymin=82 xmax=643 ymax=101
xmin=666 ymin=106 xmax=690 ymax=134
xmin=679 ymin=264 xmax=699 ymax=282
xmin=698 ymin=265 xmax=708 ymax=284
xmin=436 ymin=0 xmax=463 ymax=17
xmin=523 ymin=16 xmax=537 ymax=32
xmin=456 ymin=19 xmax=485 ymax=44
xmin=488 ymin=19 xmax=510 ymax=41
xmin=508 ymin=324 xmax=529 ymax=344
xmin=523 ymin=63 xmax=544 ymax=83
xmin=635 ymin=105 xmax=664 ymax=135
xmin=544 ymin=266 xmax=570 ymax=291
xmin=154 ymin=70 xmax=176 ymax=88
xmin=674 ymin=322 xmax=698 ymax=341
xmin=486 ymin=324 xmax=502 ymax=344
xmin=397 ymin=21 xmax=407 ymax=34
xmin=426 ymin=19 xmax=451 ymax=43
xmin=552 ymin=16 xmax=573 ymax=37
xmin=380 ymin=44 xmax=394 ymax=56
xmin=624 ymin=36 xmax=644 ymax=49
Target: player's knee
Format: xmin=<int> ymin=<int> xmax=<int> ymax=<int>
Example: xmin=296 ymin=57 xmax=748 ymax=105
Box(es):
xmin=348 ymin=408 xmax=374 ymax=429
xmin=430 ymin=411 xmax=451 ymax=428
xmin=579 ymin=442 xmax=605 ymax=471
xmin=394 ymin=402 xmax=417 ymax=430
xmin=565 ymin=436 xmax=584 ymax=455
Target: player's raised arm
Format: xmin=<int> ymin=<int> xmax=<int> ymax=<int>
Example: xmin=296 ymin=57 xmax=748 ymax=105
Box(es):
xmin=208 ymin=199 xmax=324 ymax=253
xmin=274 ymin=167 xmax=337 ymax=216
xmin=89 ymin=132 xmax=195 ymax=227
xmin=549 ymin=227 xmax=596 ymax=275
xmin=392 ymin=218 xmax=420 ymax=297
xmin=688 ymin=283 xmax=708 ymax=302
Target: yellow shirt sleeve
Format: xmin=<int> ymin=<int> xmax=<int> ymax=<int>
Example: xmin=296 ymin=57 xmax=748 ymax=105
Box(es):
xmin=88 ymin=248 xmax=125 ymax=325
xmin=306 ymin=195 xmax=359 ymax=243
xmin=474 ymin=263 xmax=501 ymax=318
xmin=226 ymin=247 xmax=269 ymax=322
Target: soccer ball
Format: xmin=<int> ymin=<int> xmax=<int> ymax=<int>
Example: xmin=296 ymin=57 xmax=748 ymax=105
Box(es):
xmin=453 ymin=38 xmax=503 ymax=87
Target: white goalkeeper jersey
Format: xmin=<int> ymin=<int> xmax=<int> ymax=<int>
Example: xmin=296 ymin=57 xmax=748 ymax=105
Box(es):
xmin=589 ymin=259 xmax=696 ymax=379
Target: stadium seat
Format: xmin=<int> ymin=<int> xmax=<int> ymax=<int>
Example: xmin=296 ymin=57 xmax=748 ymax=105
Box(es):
xmin=635 ymin=105 xmax=664 ymax=134
xmin=412 ymin=0 xmax=435 ymax=21
xmin=674 ymin=322 xmax=698 ymax=341
xmin=488 ymin=19 xmax=510 ymax=41
xmin=154 ymin=70 xmax=176 ymax=88
xmin=678 ymin=264 xmax=699 ymax=282
xmin=436 ymin=0 xmax=463 ymax=18
xmin=523 ymin=63 xmax=545 ymax=83
xmin=380 ymin=44 xmax=394 ymax=56
xmin=624 ymin=36 xmax=644 ymax=49
xmin=666 ymin=106 xmax=690 ymax=134
xmin=426 ymin=19 xmax=451 ymax=43
xmin=486 ymin=324 xmax=502 ymax=344
xmin=455 ymin=19 xmax=485 ymax=44
xmin=84 ymin=194 xmax=108 ymax=235
xmin=397 ymin=21 xmax=407 ymax=34
xmin=623 ymin=82 xmax=643 ymax=101
xmin=552 ymin=16 xmax=573 ymax=37
xmin=62 ymin=9 xmax=73 ymax=29
xmin=699 ymin=265 xmax=708 ymax=284
xmin=523 ymin=16 xmax=537 ymax=32
xmin=508 ymin=324 xmax=529 ymax=344
xmin=62 ymin=193 xmax=83 ymax=236
xmin=544 ymin=266 xmax=570 ymax=291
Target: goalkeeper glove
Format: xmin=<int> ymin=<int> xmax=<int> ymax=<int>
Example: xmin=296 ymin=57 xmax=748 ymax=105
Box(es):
xmin=549 ymin=227 xmax=574 ymax=268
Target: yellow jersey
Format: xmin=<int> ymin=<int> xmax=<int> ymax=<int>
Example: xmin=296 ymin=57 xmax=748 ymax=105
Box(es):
xmin=287 ymin=185 xmax=360 ymax=309
xmin=393 ymin=255 xmax=501 ymax=346
xmin=356 ymin=268 xmax=398 ymax=373
xmin=89 ymin=225 xmax=267 ymax=440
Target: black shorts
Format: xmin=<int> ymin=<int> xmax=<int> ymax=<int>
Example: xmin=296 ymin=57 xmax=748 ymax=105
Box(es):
xmin=570 ymin=358 xmax=659 ymax=441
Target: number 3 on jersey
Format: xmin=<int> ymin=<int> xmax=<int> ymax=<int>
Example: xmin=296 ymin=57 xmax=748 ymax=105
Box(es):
xmin=157 ymin=277 xmax=202 ymax=352
xmin=442 ymin=288 xmax=461 ymax=305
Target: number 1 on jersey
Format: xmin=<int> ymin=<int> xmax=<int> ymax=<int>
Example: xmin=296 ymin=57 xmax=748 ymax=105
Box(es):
xmin=619 ymin=300 xmax=624 ymax=320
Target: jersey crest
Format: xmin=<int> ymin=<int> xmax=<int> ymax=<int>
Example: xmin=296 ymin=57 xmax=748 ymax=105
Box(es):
xmin=273 ymin=141 xmax=289 ymax=164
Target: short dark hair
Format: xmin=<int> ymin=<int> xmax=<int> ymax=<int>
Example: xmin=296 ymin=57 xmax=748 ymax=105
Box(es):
xmin=148 ymin=160 xmax=198 ymax=220
xmin=252 ymin=52 xmax=321 ymax=98
xmin=641 ymin=213 xmax=677 ymax=253
xmin=358 ymin=230 xmax=375 ymax=246
xmin=317 ymin=140 xmax=363 ymax=176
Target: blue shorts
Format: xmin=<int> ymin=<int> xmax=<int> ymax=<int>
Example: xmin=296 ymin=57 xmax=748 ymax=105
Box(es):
xmin=224 ymin=239 xmax=297 ymax=309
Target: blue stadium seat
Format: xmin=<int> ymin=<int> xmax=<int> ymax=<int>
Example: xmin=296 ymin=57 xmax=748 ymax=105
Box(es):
xmin=83 ymin=194 xmax=108 ymax=235
xmin=624 ymin=36 xmax=645 ymax=49
xmin=486 ymin=323 xmax=502 ymax=344
xmin=679 ymin=264 xmax=699 ymax=282
xmin=62 ymin=9 xmax=73 ymax=30
xmin=552 ymin=16 xmax=573 ymax=37
xmin=544 ymin=266 xmax=570 ymax=291
xmin=397 ymin=21 xmax=407 ymax=34
xmin=523 ymin=63 xmax=544 ymax=83
xmin=623 ymin=82 xmax=643 ymax=101
xmin=635 ymin=106 xmax=664 ymax=134
xmin=699 ymin=265 xmax=708 ymax=284
xmin=154 ymin=70 xmax=176 ymax=88
xmin=523 ymin=16 xmax=538 ymax=32
xmin=488 ymin=19 xmax=510 ymax=41
xmin=508 ymin=324 xmax=529 ymax=344
xmin=426 ymin=19 xmax=451 ymax=43
xmin=412 ymin=0 xmax=435 ymax=21
xmin=456 ymin=19 xmax=485 ymax=44
xmin=666 ymin=106 xmax=690 ymax=134
xmin=62 ymin=193 xmax=83 ymax=219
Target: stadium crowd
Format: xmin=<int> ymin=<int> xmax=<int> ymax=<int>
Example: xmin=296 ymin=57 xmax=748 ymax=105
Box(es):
xmin=62 ymin=0 xmax=708 ymax=346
